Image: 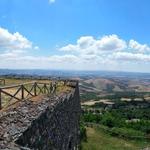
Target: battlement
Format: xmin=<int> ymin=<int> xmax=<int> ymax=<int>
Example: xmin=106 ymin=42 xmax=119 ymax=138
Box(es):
xmin=0 ymin=79 xmax=81 ymax=150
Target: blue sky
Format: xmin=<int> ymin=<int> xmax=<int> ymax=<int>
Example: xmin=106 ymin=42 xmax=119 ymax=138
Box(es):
xmin=0 ymin=0 xmax=150 ymax=72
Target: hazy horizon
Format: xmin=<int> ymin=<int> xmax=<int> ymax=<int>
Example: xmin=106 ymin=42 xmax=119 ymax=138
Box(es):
xmin=0 ymin=68 xmax=150 ymax=78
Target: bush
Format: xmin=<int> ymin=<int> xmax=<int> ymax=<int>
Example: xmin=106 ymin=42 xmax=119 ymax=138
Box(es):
xmin=80 ymin=93 xmax=98 ymax=101
xmin=109 ymin=127 xmax=145 ymax=139
xmin=125 ymin=120 xmax=150 ymax=134
xmin=82 ymin=113 xmax=102 ymax=123
xmin=80 ymin=122 xmax=87 ymax=142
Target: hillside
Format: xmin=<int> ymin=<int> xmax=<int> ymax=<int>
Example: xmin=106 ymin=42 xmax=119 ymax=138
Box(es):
xmin=81 ymin=126 xmax=150 ymax=150
xmin=80 ymin=76 xmax=150 ymax=150
xmin=79 ymin=77 xmax=150 ymax=95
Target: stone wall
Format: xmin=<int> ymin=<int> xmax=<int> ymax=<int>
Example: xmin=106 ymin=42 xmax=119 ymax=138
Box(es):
xmin=0 ymin=81 xmax=81 ymax=150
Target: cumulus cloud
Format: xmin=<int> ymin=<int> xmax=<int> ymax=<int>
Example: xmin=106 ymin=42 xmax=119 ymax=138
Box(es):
xmin=129 ymin=40 xmax=150 ymax=53
xmin=0 ymin=29 xmax=150 ymax=71
xmin=60 ymin=35 xmax=127 ymax=54
xmin=96 ymin=35 xmax=127 ymax=51
xmin=0 ymin=27 xmax=32 ymax=50
xmin=60 ymin=44 xmax=77 ymax=52
xmin=0 ymin=27 xmax=40 ymax=63
xmin=60 ymin=34 xmax=150 ymax=62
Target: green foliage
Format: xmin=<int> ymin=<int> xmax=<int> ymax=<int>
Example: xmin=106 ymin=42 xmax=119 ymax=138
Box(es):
xmin=101 ymin=91 xmax=150 ymax=100
xmin=110 ymin=108 xmax=150 ymax=120
xmin=101 ymin=112 xmax=115 ymax=127
xmin=80 ymin=122 xmax=87 ymax=142
xmin=96 ymin=125 xmax=145 ymax=139
xmin=109 ymin=127 xmax=145 ymax=139
xmin=82 ymin=113 xmax=101 ymax=123
xmin=125 ymin=120 xmax=150 ymax=134
xmin=100 ymin=112 xmax=125 ymax=128
xmin=82 ymin=109 xmax=150 ymax=135
xmin=80 ymin=93 xmax=98 ymax=101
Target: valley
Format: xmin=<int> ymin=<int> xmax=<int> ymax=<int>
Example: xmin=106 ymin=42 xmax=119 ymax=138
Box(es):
xmin=79 ymin=76 xmax=150 ymax=150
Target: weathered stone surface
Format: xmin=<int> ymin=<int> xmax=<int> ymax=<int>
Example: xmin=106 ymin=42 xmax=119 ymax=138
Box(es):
xmin=0 ymin=81 xmax=81 ymax=150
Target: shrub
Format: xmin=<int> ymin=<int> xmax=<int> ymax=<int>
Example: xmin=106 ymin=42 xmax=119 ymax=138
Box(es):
xmin=80 ymin=122 xmax=87 ymax=142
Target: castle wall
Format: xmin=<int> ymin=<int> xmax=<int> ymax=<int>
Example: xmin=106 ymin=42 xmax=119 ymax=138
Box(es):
xmin=0 ymin=82 xmax=81 ymax=150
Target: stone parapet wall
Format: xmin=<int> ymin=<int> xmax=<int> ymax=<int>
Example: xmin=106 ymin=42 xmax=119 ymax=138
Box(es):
xmin=0 ymin=81 xmax=81 ymax=150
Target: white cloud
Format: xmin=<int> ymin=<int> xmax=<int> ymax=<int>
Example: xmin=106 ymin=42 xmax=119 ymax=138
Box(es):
xmin=0 ymin=27 xmax=39 ymax=62
xmin=129 ymin=40 xmax=150 ymax=53
xmin=0 ymin=53 xmax=79 ymax=70
xmin=112 ymin=52 xmax=150 ymax=62
xmin=60 ymin=44 xmax=77 ymax=52
xmin=60 ymin=35 xmax=127 ymax=55
xmin=58 ymin=34 xmax=150 ymax=71
xmin=60 ymin=34 xmax=150 ymax=62
xmin=0 ymin=29 xmax=150 ymax=72
xmin=96 ymin=35 xmax=127 ymax=51
xmin=0 ymin=27 xmax=32 ymax=50
xmin=49 ymin=0 xmax=55 ymax=4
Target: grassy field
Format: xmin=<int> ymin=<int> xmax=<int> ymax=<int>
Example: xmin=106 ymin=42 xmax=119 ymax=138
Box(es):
xmin=81 ymin=126 xmax=150 ymax=150
xmin=0 ymin=78 xmax=48 ymax=86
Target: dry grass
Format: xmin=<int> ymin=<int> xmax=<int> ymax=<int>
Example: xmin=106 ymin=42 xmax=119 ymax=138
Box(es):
xmin=0 ymin=78 xmax=71 ymax=109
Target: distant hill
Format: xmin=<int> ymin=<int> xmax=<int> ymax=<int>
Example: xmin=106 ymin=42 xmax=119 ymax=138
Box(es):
xmin=0 ymin=69 xmax=150 ymax=94
xmin=0 ymin=69 xmax=150 ymax=78
xmin=79 ymin=77 xmax=150 ymax=94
